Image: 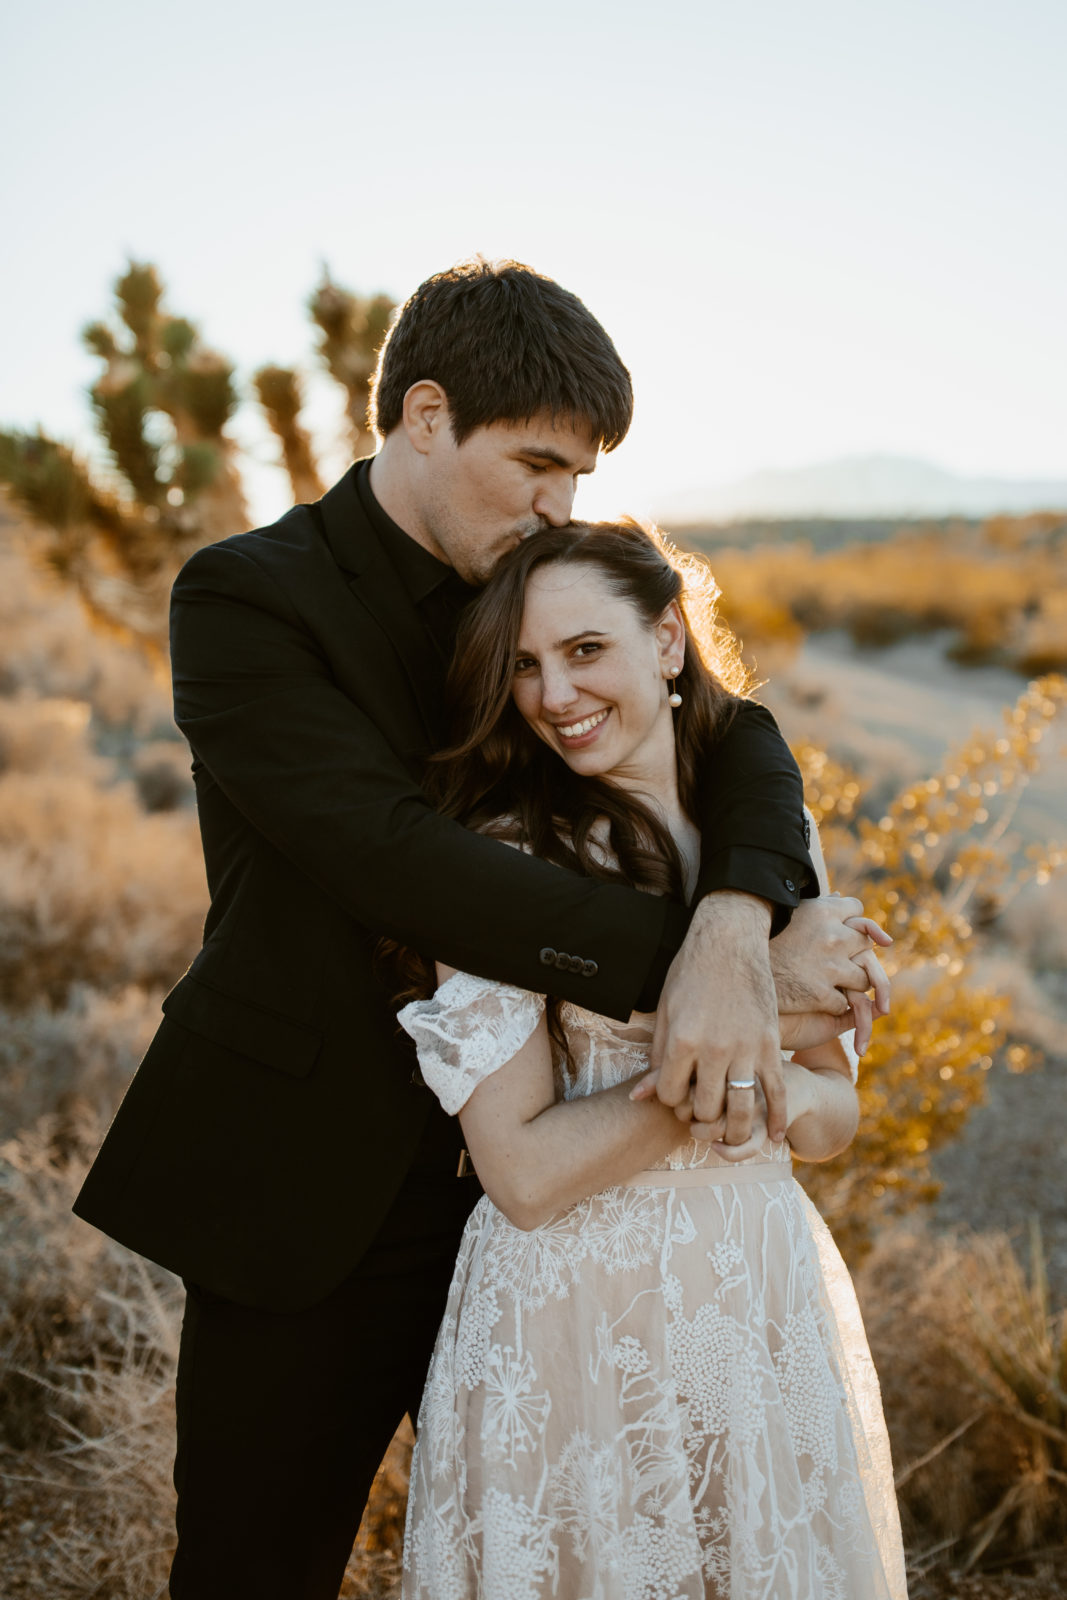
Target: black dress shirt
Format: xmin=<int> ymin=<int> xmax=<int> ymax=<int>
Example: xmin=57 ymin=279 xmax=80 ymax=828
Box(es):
xmin=355 ymin=462 xmax=476 ymax=663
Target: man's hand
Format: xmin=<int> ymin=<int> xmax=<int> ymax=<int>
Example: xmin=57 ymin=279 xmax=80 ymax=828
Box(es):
xmin=639 ymin=891 xmax=786 ymax=1145
xmin=770 ymin=895 xmax=892 ymax=1053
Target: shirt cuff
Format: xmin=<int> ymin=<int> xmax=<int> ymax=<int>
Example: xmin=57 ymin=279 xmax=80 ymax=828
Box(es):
xmin=695 ymin=844 xmax=816 ymax=937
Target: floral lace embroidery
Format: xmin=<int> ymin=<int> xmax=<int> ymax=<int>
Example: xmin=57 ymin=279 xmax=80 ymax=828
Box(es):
xmin=400 ymin=915 xmax=906 ymax=1597
xmin=398 ymin=971 xmax=544 ymax=1115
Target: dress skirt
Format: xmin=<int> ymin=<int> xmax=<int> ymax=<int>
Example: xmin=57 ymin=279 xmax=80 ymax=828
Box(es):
xmin=402 ymin=1150 xmax=908 ymax=1600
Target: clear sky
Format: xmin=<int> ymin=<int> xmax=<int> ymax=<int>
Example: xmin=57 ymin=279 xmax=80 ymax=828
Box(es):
xmin=2 ymin=0 xmax=1065 ymax=524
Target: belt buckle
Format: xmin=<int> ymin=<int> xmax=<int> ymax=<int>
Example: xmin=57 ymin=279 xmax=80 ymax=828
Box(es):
xmin=456 ymin=1148 xmax=476 ymax=1179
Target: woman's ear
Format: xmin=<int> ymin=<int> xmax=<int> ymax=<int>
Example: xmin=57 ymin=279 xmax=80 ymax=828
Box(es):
xmin=655 ymin=601 xmax=686 ymax=674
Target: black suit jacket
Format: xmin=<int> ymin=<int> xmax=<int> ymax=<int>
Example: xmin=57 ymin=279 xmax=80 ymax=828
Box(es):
xmin=74 ymin=464 xmax=813 ymax=1311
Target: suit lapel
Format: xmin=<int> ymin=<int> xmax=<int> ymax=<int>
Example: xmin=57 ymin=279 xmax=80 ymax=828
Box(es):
xmin=317 ymin=466 xmax=445 ymax=748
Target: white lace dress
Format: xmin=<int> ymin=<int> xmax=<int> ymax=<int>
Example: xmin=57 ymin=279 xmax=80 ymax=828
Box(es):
xmin=398 ymin=975 xmax=908 ymax=1600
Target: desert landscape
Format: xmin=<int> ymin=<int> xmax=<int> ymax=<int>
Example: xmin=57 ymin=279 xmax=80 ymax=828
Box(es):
xmin=1 ymin=265 xmax=1065 ymax=1597
xmin=0 ymin=491 xmax=1064 ymax=1596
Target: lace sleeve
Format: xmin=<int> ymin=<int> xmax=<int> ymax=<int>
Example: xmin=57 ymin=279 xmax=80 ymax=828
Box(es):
xmin=398 ymin=970 xmax=546 ymax=1115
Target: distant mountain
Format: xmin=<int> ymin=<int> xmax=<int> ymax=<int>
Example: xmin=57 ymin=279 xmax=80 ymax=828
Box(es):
xmin=656 ymin=455 xmax=1067 ymax=523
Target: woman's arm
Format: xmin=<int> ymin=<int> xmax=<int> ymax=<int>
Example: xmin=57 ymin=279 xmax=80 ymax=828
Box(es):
xmin=452 ymin=992 xmax=858 ymax=1222
xmin=780 ymin=1058 xmax=859 ymax=1161
xmin=434 ymin=966 xmax=681 ymax=1231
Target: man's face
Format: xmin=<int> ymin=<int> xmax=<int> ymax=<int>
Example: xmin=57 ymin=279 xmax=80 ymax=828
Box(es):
xmin=417 ymin=412 xmax=600 ymax=585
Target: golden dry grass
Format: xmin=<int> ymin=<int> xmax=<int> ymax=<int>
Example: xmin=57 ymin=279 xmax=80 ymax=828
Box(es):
xmin=700 ymin=512 xmax=1067 ymax=678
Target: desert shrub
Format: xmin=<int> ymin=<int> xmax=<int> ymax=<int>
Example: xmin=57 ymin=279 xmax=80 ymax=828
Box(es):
xmin=794 ymin=675 xmax=1067 ymax=1258
xmin=1017 ymin=589 xmax=1067 ymax=678
xmin=0 ymin=764 xmax=204 ymax=1007
xmin=0 ymin=1110 xmax=408 ymax=1598
xmin=0 ymin=984 xmax=162 ymax=1141
xmin=1001 ymin=875 xmax=1067 ymax=984
xmin=130 ymin=739 xmax=193 ymax=812
xmin=710 ymin=540 xmax=815 ymax=667
xmin=0 ymin=521 xmax=172 ymax=730
xmin=702 ymin=514 xmax=1067 ymax=676
xmin=858 ymin=1224 xmax=1067 ymax=1579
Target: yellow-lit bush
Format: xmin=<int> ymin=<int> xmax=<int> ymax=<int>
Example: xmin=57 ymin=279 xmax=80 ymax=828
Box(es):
xmin=795 ymin=676 xmax=1067 ymax=1257
xmin=704 ymin=514 xmax=1067 ymax=676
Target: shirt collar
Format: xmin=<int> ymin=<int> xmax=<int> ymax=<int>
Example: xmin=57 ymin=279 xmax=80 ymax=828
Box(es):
xmin=354 ymin=460 xmax=455 ymax=605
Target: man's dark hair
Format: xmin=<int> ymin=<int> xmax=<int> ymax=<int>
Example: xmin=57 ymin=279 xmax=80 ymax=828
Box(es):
xmin=369 ymin=258 xmax=633 ymax=452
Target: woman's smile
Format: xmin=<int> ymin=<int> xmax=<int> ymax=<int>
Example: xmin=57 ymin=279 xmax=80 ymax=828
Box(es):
xmin=552 ymin=707 xmax=611 ymax=745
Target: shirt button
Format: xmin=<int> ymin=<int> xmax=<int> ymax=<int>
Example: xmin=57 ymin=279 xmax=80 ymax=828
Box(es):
xmin=539 ymin=947 xmax=557 ymax=966
xmin=784 ymin=879 xmax=796 ymax=894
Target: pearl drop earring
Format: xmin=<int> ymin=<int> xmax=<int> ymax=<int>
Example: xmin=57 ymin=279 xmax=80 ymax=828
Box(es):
xmin=667 ymin=666 xmax=683 ymax=708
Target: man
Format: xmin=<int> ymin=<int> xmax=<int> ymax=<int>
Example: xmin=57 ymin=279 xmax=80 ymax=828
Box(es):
xmin=74 ymin=259 xmax=881 ymax=1598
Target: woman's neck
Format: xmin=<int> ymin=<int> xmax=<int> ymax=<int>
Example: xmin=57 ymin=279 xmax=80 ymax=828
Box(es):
xmin=607 ymin=763 xmax=701 ymax=904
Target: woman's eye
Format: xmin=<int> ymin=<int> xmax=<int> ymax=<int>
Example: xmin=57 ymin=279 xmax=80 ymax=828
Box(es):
xmin=514 ymin=657 xmax=537 ymax=674
xmin=575 ymin=641 xmax=602 ymax=658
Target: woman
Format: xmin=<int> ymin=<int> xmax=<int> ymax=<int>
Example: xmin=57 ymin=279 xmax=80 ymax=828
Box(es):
xmin=396 ymin=520 xmax=907 ymax=1599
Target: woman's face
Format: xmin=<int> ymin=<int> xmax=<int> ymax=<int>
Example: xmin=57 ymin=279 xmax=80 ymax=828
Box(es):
xmin=511 ymin=562 xmax=684 ymax=795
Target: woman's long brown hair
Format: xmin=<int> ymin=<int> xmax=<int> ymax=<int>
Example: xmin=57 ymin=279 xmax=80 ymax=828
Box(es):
xmin=383 ymin=518 xmax=752 ymax=1061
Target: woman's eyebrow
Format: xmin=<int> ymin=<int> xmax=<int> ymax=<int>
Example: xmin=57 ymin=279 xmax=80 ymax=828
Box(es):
xmin=515 ymin=629 xmax=607 ymax=657
xmin=556 ymin=629 xmax=607 ymax=648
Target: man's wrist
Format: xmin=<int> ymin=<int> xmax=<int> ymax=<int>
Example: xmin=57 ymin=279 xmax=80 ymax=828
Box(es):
xmin=693 ymin=889 xmax=774 ymax=937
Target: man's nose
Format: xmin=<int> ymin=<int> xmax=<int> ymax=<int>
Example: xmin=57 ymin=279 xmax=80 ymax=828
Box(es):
xmin=533 ymin=475 xmax=576 ymax=528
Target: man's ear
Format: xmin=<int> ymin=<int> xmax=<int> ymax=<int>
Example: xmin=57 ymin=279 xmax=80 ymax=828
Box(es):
xmin=655 ymin=601 xmax=686 ymax=671
xmin=401 ymin=381 xmax=452 ymax=456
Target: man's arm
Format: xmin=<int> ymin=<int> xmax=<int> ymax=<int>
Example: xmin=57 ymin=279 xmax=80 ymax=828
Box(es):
xmin=649 ymin=727 xmax=885 ymax=1142
xmin=171 ymin=539 xmax=684 ymax=1020
xmin=691 ymin=702 xmax=815 ymax=927
xmin=650 ymin=702 xmax=812 ymax=1141
xmin=635 ymin=703 xmax=816 ymax=1010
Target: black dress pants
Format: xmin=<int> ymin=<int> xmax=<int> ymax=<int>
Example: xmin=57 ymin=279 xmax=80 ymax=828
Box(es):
xmin=168 ymin=1114 xmax=478 ymax=1600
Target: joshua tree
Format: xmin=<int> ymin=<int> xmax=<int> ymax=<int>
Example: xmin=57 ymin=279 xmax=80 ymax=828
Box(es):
xmin=252 ymin=365 xmax=325 ymax=504
xmin=0 ymin=264 xmax=246 ymax=651
xmin=308 ymin=271 xmax=395 ymax=459
xmin=0 ymin=262 xmax=395 ymax=653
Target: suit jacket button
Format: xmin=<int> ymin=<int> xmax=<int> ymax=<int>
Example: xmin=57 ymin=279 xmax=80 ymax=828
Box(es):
xmin=539 ymin=946 xmax=557 ymax=966
xmin=554 ymin=950 xmax=570 ymax=969
xmin=567 ymin=954 xmax=584 ymax=973
xmin=582 ymin=959 xmax=599 ymax=978
xmin=784 ymin=878 xmax=796 ymax=894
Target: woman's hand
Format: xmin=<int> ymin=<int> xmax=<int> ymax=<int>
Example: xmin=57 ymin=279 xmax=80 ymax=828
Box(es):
xmin=770 ymin=896 xmax=892 ymax=1053
xmin=778 ymin=1008 xmax=856 ymax=1053
xmin=709 ymin=1102 xmax=771 ymax=1162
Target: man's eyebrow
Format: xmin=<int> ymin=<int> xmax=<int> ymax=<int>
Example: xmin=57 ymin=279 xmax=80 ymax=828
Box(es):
xmin=519 ymin=447 xmax=596 ymax=476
